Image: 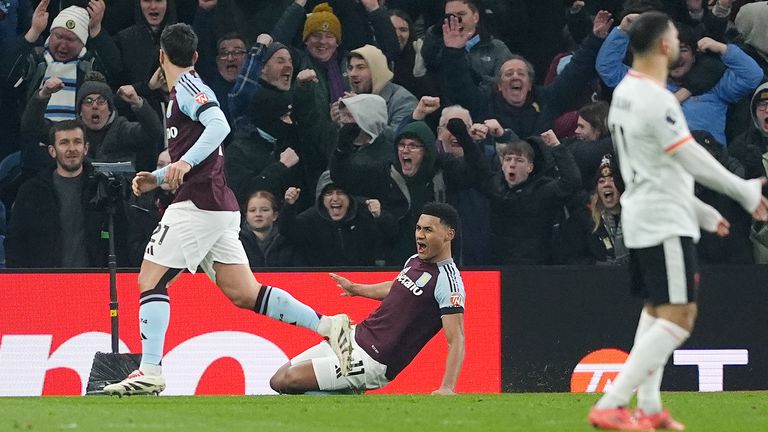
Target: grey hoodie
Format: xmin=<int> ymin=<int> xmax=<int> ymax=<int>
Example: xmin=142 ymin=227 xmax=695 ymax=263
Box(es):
xmin=340 ymin=93 xmax=387 ymax=142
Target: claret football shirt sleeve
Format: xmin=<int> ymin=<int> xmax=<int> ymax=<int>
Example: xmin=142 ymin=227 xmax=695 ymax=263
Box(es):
xmin=175 ymin=73 xmax=230 ymax=167
xmin=434 ymin=264 xmax=466 ymax=315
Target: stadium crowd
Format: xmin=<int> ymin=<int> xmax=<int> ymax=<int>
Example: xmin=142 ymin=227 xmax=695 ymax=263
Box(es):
xmin=0 ymin=0 xmax=767 ymax=269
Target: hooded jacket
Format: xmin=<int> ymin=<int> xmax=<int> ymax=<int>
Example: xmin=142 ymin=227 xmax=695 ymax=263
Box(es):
xmin=349 ymin=45 xmax=418 ymax=144
xmin=338 ymin=93 xmax=392 ymax=166
xmin=730 ymin=83 xmax=768 ymax=191
xmin=115 ymin=0 xmax=178 ymax=88
xmin=735 ymin=2 xmax=768 ymax=67
xmin=330 ymin=120 xmax=473 ymax=264
xmin=278 ymin=171 xmax=397 ymax=266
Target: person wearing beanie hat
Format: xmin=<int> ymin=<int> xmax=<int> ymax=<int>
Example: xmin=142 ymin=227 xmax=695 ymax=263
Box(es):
xmin=76 ymin=78 xmax=116 ymax=130
xmin=271 ymin=1 xmax=397 ymax=122
xmin=302 ymin=3 xmax=341 ymax=47
xmin=229 ymin=34 xmax=294 ymax=133
xmin=21 ymin=70 xmax=163 ymax=172
xmin=558 ymin=153 xmax=628 ymax=265
xmin=345 ymin=44 xmax=417 ymax=144
xmin=50 ymin=5 xmax=90 ymax=49
xmin=9 ymin=0 xmax=122 ymax=175
xmin=259 ymin=41 xmax=293 ymax=91
xmin=591 ymin=153 xmax=623 ymax=226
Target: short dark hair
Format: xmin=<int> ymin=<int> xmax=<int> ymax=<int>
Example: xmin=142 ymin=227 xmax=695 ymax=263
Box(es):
xmin=161 ymin=23 xmax=198 ymax=67
xmin=578 ymin=101 xmax=610 ymax=138
xmin=627 ymin=11 xmax=673 ymax=56
xmin=217 ymin=32 xmax=248 ymax=52
xmin=49 ymin=120 xmax=86 ymax=146
xmin=421 ymin=202 xmax=460 ymax=231
xmin=499 ymin=139 xmax=535 ymax=161
xmin=445 ymin=0 xmax=479 ymax=14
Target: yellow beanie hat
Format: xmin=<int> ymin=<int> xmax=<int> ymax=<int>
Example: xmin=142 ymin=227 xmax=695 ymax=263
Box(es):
xmin=303 ymin=3 xmax=342 ymax=42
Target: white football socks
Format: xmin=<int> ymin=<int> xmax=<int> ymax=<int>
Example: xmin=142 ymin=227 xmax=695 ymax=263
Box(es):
xmin=596 ymin=317 xmax=689 ymax=409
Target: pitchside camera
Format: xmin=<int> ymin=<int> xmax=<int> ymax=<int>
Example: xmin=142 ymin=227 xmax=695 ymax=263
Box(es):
xmin=91 ymin=162 xmax=135 ymax=211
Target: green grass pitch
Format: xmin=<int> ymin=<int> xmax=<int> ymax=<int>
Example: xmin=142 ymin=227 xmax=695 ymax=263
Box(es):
xmin=2 ymin=392 xmax=766 ymax=431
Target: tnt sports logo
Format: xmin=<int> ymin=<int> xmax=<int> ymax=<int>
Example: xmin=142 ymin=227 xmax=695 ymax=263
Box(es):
xmin=450 ymin=293 xmax=463 ymax=307
xmin=194 ymin=92 xmax=209 ymax=105
xmin=65 ymin=19 xmax=76 ymax=30
xmin=166 ymin=126 xmax=179 ymax=140
xmin=570 ymin=348 xmax=629 ymax=393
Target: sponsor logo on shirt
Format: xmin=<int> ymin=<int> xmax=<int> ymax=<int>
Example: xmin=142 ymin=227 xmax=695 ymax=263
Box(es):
xmin=450 ymin=293 xmax=464 ymax=307
xmin=195 ymin=92 xmax=209 ymax=105
xmin=396 ymin=267 xmax=424 ymax=296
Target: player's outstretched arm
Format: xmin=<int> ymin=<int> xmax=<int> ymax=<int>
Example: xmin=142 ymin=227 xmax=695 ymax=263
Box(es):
xmin=671 ymin=140 xmax=768 ymax=221
xmin=692 ymin=197 xmax=730 ymax=237
xmin=329 ymin=273 xmax=392 ymax=301
xmin=433 ymin=313 xmax=465 ymax=395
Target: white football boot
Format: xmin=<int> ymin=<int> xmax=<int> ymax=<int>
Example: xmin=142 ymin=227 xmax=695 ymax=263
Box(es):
xmin=103 ymin=369 xmax=166 ymax=396
xmin=323 ymin=314 xmax=354 ymax=376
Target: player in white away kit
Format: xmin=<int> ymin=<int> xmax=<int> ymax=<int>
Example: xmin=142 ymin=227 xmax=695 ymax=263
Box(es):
xmin=587 ymin=12 xmax=768 ymax=431
xmin=104 ymin=24 xmax=353 ymax=397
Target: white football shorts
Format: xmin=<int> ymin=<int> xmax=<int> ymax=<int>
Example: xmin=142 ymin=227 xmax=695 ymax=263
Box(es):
xmin=291 ymin=329 xmax=390 ymax=392
xmin=143 ymin=200 xmax=248 ymax=279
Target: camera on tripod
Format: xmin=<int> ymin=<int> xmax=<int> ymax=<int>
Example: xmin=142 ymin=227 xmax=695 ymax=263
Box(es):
xmin=91 ymin=162 xmax=135 ymax=212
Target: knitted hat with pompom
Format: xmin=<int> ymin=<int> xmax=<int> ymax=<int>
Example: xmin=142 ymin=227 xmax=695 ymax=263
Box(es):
xmin=302 ymin=3 xmax=341 ymax=42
